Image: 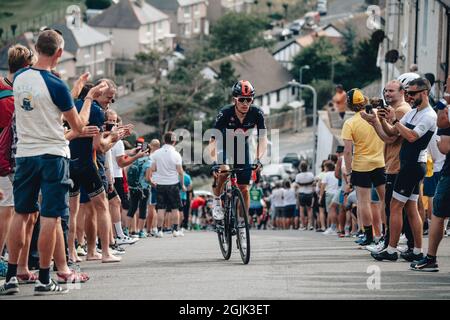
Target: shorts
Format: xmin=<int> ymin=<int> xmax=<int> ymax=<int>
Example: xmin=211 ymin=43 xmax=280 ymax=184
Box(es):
xmin=191 ymin=208 xmax=200 ymax=216
xmin=346 ymin=190 xmax=357 ymax=210
xmin=351 ymin=167 xmax=386 ymax=188
xmin=423 ymin=171 xmax=441 ymax=197
xmin=284 ymin=205 xmax=296 ymax=218
xmin=107 ymin=186 xmax=118 ymax=201
xmin=156 ymin=184 xmax=181 ymax=211
xmin=325 ymin=191 xmax=336 ymax=211
xmin=319 ymin=191 xmax=326 ymax=208
xmin=371 ymin=187 xmax=380 ymax=203
xmin=69 ymin=160 xmax=104 ymax=199
xmin=299 ymin=193 xmax=313 ymax=207
xmin=275 ymin=207 xmax=284 ymax=218
xmin=235 ymin=164 xmax=253 ymax=185
xmin=14 ymin=155 xmax=70 ymax=218
xmin=80 ymin=187 xmax=90 ymax=204
xmin=0 ymin=175 xmax=13 ymax=207
xmin=332 ymin=189 xmax=345 ymax=205
xmin=114 ymin=177 xmax=129 ymax=210
xmin=148 ymin=187 xmax=157 ymax=206
xmin=249 ymin=207 xmax=263 ymax=217
xmin=433 ymin=175 xmax=450 ymax=218
xmin=393 ymin=163 xmax=426 ymax=203
xmin=293 ymin=206 xmax=299 ymax=217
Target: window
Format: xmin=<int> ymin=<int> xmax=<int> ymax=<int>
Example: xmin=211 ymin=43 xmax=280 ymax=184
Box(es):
xmin=185 ymin=23 xmax=191 ymax=36
xmin=276 ymin=90 xmax=280 ymax=102
xmin=147 ymin=24 xmax=152 ymax=34
xmin=184 ymin=6 xmax=190 ymax=18
xmin=194 ymin=20 xmax=200 ymax=33
xmin=83 ymin=47 xmax=91 ymax=59
xmin=291 ymin=86 xmax=296 ymax=96
xmin=96 ymin=44 xmax=103 ymax=55
xmin=157 ymin=21 xmax=163 ymax=33
xmin=194 ymin=4 xmax=200 ymax=16
xmin=267 ymin=94 xmax=271 ymax=106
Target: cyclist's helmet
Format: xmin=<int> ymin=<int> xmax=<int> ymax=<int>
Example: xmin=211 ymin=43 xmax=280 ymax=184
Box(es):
xmin=397 ymin=72 xmax=420 ymax=89
xmin=232 ymin=80 xmax=255 ymax=97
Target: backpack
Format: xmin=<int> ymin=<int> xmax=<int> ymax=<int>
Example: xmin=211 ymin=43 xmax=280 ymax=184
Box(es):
xmin=0 ymin=89 xmax=14 ymax=176
xmin=127 ymin=158 xmax=145 ymax=189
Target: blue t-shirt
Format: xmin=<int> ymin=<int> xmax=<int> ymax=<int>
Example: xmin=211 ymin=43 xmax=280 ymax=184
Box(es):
xmin=180 ymin=173 xmax=192 ymax=201
xmin=139 ymin=156 xmax=152 ymax=189
xmin=69 ymin=99 xmax=105 ymax=163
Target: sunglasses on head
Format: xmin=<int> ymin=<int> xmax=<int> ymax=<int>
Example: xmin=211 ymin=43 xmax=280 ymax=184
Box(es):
xmin=237 ymin=97 xmax=253 ymax=103
xmin=40 ymin=27 xmax=63 ymax=36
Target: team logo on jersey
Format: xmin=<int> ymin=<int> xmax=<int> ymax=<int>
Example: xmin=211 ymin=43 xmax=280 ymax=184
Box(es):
xmin=20 ymin=92 xmax=34 ymax=111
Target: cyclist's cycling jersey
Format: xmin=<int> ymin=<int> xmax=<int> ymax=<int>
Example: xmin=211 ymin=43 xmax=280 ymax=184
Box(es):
xmin=399 ymin=105 xmax=437 ymax=165
xmin=213 ymin=104 xmax=266 ymax=165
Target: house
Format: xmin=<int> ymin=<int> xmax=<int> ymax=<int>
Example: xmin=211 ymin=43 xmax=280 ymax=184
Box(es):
xmin=51 ymin=13 xmax=114 ymax=80
xmin=0 ymin=32 xmax=76 ymax=81
xmin=207 ymin=0 xmax=253 ymax=25
xmin=272 ymin=24 xmax=343 ymax=71
xmin=147 ymin=0 xmax=209 ymax=39
xmin=88 ymin=0 xmax=174 ymax=60
xmin=380 ymin=0 xmax=449 ymax=99
xmin=201 ymin=47 xmax=297 ymax=114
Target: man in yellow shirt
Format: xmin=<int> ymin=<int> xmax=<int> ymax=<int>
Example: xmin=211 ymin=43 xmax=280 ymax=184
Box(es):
xmin=342 ymin=88 xmax=385 ymax=246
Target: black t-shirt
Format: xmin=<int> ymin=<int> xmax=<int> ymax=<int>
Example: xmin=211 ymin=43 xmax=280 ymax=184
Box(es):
xmin=438 ymin=127 xmax=450 ymax=176
xmin=213 ymin=104 xmax=266 ymax=165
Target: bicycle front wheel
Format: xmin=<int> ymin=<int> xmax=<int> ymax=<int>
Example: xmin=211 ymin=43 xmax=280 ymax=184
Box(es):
xmin=232 ymin=188 xmax=251 ymax=264
xmin=217 ymin=206 xmax=232 ymax=260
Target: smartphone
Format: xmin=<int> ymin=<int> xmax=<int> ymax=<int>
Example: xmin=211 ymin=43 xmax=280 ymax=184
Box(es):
xmin=105 ymin=122 xmax=114 ymax=131
xmin=141 ymin=142 xmax=149 ymax=152
xmin=336 ymin=145 xmax=344 ymax=153
xmin=365 ymin=104 xmax=373 ymax=114
xmin=377 ymin=99 xmax=385 ymax=109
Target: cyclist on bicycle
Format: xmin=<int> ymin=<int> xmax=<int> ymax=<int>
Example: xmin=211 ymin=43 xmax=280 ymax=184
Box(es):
xmin=209 ymin=80 xmax=267 ymax=221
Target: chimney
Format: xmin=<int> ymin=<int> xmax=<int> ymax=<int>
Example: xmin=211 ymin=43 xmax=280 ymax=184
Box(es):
xmin=66 ymin=5 xmax=82 ymax=29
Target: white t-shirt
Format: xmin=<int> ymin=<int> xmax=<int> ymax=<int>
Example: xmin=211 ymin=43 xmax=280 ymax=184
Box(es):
xmin=14 ymin=67 xmax=74 ymax=158
xmin=295 ymin=172 xmax=314 ymax=194
xmin=322 ymin=171 xmax=339 ymax=194
xmin=283 ymin=188 xmax=297 ymax=206
xmin=105 ymin=150 xmax=114 ymax=182
xmin=111 ymin=140 xmax=125 ymax=178
xmin=270 ymin=188 xmax=284 ymax=208
xmin=152 ymin=144 xmax=182 ymax=185
xmin=428 ymin=130 xmax=446 ymax=173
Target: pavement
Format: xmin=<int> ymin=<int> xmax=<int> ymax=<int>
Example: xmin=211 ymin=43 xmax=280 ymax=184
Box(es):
xmin=2 ymin=229 xmax=450 ymax=300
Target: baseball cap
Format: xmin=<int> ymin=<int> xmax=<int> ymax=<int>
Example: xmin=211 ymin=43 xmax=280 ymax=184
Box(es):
xmin=347 ymin=88 xmax=365 ymax=105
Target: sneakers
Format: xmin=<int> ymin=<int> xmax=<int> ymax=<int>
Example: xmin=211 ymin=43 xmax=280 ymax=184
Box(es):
xmin=138 ymin=230 xmax=147 ymax=238
xmin=110 ymin=243 xmax=126 ymax=255
xmin=0 ymin=277 xmax=19 ymax=295
xmin=34 ymin=279 xmax=69 ymax=296
xmin=116 ymin=236 xmax=138 ymax=245
xmin=76 ymin=245 xmax=87 ymax=257
xmin=155 ymin=230 xmax=164 ymax=238
xmin=130 ymin=232 xmax=139 ymax=239
xmin=400 ymin=249 xmax=423 ymax=262
xmin=212 ymin=205 xmax=224 ymax=220
xmin=371 ymin=248 xmax=398 ymax=261
xmin=410 ymin=256 xmax=439 ymax=272
xmin=173 ymin=230 xmax=180 ymax=237
xmin=366 ymin=241 xmax=385 ymax=254
xmin=178 ymin=229 xmax=185 ymax=237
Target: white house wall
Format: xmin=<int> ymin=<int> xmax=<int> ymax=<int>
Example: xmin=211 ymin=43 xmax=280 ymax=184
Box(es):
xmin=273 ymin=43 xmax=301 ymax=70
xmin=416 ymin=0 xmax=440 ymax=77
xmin=94 ymin=27 xmax=139 ymax=59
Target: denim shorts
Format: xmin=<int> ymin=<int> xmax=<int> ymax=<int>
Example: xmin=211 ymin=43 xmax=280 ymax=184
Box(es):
xmin=14 ymin=154 xmax=70 ymax=218
xmin=433 ymin=175 xmax=450 ymax=218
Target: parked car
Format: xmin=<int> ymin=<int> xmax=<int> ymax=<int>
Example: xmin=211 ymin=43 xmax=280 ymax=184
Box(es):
xmin=261 ymin=164 xmax=290 ymax=182
xmin=289 ymin=19 xmax=305 ymax=35
xmin=282 ymin=153 xmax=301 ymax=169
xmin=304 ymin=11 xmax=321 ymax=28
xmin=317 ymin=2 xmax=327 ymax=16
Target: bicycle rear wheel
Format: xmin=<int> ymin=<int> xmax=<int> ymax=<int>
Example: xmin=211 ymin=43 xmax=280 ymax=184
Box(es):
xmin=232 ymin=188 xmax=250 ymax=264
xmin=217 ymin=206 xmax=232 ymax=260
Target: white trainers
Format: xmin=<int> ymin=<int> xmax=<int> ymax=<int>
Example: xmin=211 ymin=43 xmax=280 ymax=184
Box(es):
xmin=76 ymin=245 xmax=87 ymax=256
xmin=178 ymin=229 xmax=185 ymax=237
xmin=173 ymin=230 xmax=180 ymax=237
xmin=156 ymin=230 xmax=164 ymax=238
xmin=116 ymin=236 xmax=139 ymax=245
xmin=366 ymin=241 xmax=385 ymax=253
xmin=212 ymin=205 xmax=224 ymax=220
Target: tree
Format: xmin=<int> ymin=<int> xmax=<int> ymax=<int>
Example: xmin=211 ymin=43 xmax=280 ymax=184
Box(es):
xmin=210 ymin=12 xmax=272 ymax=58
xmin=341 ymin=22 xmax=357 ymax=58
xmin=292 ymin=37 xmax=345 ymax=84
xmin=85 ymin=0 xmax=112 ymax=10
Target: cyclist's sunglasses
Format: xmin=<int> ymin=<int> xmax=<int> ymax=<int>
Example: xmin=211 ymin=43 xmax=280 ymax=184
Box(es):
xmin=40 ymin=27 xmax=63 ymax=36
xmin=406 ymin=89 xmax=426 ymax=96
xmin=237 ymin=97 xmax=253 ymax=103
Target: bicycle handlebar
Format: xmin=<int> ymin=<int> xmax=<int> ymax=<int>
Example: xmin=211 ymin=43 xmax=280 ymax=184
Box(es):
xmin=212 ymin=164 xmax=261 ymax=188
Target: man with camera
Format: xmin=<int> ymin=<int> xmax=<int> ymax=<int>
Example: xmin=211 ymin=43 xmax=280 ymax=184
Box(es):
xmin=342 ymin=88 xmax=386 ymax=247
xmin=360 ymin=79 xmax=412 ymax=255
xmin=370 ymin=77 xmax=436 ymax=262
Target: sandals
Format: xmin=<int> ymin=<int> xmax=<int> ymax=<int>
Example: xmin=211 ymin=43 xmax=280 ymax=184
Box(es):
xmin=56 ymin=270 xmax=90 ymax=284
xmin=17 ymin=272 xmax=38 ymax=284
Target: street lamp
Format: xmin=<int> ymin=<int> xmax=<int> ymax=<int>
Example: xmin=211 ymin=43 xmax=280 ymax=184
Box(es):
xmin=298 ymin=65 xmax=310 ymax=99
xmin=289 ymin=79 xmax=317 ymax=175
